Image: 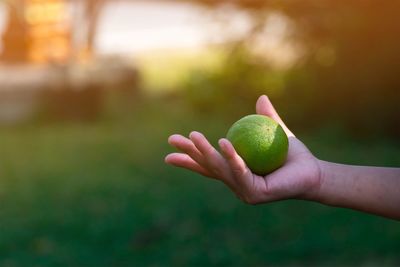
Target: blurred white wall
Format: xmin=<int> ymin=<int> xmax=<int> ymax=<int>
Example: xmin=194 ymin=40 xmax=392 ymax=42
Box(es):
xmin=95 ymin=1 xmax=217 ymax=55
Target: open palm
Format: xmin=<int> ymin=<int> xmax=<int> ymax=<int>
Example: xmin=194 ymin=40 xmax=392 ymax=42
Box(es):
xmin=165 ymin=95 xmax=322 ymax=204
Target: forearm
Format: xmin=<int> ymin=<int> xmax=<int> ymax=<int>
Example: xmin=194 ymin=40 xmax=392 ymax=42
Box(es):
xmin=315 ymin=160 xmax=400 ymax=220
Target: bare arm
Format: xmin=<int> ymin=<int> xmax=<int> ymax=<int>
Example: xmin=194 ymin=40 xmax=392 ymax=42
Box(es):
xmin=316 ymin=161 xmax=400 ymax=220
xmin=166 ymin=95 xmax=400 ymax=221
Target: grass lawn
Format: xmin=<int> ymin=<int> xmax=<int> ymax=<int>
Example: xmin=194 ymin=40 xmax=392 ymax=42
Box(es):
xmin=0 ymin=98 xmax=399 ymax=266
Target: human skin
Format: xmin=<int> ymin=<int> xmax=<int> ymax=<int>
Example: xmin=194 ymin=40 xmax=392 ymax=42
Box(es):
xmin=165 ymin=95 xmax=400 ymax=220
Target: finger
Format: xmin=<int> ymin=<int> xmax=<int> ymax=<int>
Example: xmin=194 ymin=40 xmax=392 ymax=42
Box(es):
xmin=189 ymin=131 xmax=239 ymax=190
xmin=168 ymin=134 xmax=205 ymax=166
xmin=256 ymin=95 xmax=294 ymax=137
xmin=189 ymin=132 xmax=228 ymax=176
xmin=218 ymin=138 xmax=250 ymax=180
xmin=219 ymin=138 xmax=267 ymax=196
xmin=165 ymin=153 xmax=215 ymax=178
xmin=220 ymin=138 xmax=273 ymax=203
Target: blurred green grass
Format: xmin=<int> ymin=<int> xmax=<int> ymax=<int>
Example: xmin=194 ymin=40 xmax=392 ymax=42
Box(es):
xmin=0 ymin=98 xmax=399 ymax=266
xmin=136 ymin=49 xmax=223 ymax=95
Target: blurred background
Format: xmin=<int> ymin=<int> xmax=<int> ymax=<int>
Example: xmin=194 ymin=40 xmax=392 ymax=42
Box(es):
xmin=0 ymin=0 xmax=399 ymax=265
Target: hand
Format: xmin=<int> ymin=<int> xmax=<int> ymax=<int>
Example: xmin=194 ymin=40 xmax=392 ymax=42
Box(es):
xmin=165 ymin=95 xmax=322 ymax=204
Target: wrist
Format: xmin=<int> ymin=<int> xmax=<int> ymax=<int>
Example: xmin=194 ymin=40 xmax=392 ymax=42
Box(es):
xmin=296 ymin=158 xmax=327 ymax=202
xmin=305 ymin=159 xmax=330 ymax=203
xmin=313 ymin=160 xmax=343 ymax=206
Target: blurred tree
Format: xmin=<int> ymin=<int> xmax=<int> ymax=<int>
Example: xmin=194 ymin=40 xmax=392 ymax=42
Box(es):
xmin=187 ymin=0 xmax=400 ymax=136
xmin=84 ymin=0 xmax=104 ymax=56
xmin=71 ymin=0 xmax=106 ymax=59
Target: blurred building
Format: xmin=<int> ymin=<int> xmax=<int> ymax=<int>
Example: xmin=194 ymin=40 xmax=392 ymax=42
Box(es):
xmin=1 ymin=0 xmax=72 ymax=64
xmin=0 ymin=0 xmax=138 ymax=123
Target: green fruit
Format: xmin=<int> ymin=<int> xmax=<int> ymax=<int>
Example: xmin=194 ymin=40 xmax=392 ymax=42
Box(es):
xmin=226 ymin=114 xmax=288 ymax=175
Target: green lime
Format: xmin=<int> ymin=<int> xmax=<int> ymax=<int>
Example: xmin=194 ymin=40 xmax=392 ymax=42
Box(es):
xmin=226 ymin=114 xmax=288 ymax=175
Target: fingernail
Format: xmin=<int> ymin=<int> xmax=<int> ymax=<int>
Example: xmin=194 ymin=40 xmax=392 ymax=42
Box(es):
xmin=164 ymin=154 xmax=172 ymax=163
xmin=167 ymin=134 xmax=179 ymax=144
xmin=167 ymin=136 xmax=174 ymax=145
xmin=218 ymin=139 xmax=225 ymax=148
xmin=189 ymin=131 xmax=201 ymax=139
xmin=219 ymin=139 xmax=231 ymax=152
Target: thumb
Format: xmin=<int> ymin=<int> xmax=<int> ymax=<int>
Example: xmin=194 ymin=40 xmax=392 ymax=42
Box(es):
xmin=256 ymin=95 xmax=294 ymax=137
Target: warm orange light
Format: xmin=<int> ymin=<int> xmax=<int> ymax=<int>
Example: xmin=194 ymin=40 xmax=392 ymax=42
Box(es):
xmin=21 ymin=0 xmax=72 ymax=64
xmin=25 ymin=1 xmax=66 ymax=25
